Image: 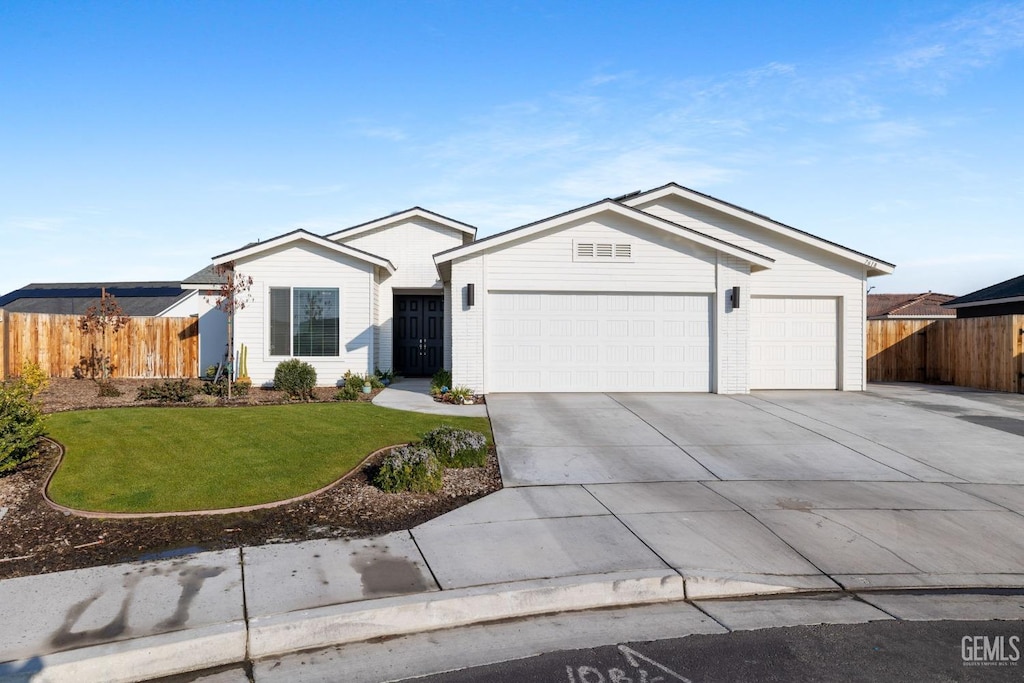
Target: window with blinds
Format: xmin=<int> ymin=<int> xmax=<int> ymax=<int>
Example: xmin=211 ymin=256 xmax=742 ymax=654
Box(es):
xmin=269 ymin=287 xmax=340 ymax=356
xmin=574 ymin=241 xmax=633 ymax=261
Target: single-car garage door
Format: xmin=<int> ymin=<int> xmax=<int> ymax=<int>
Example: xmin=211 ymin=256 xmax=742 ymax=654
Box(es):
xmin=488 ymin=292 xmax=711 ymax=392
xmin=750 ymin=296 xmax=838 ymax=389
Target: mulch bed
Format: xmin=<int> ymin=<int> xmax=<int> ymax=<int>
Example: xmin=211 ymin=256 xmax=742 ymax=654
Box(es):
xmin=0 ymin=378 xmax=501 ymax=580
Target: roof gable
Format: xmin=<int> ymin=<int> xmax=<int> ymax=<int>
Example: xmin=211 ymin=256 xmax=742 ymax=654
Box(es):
xmin=944 ymin=273 xmax=1024 ymax=308
xmin=622 ymin=182 xmax=895 ymax=277
xmin=325 ymin=207 xmax=477 ymax=242
xmin=213 ymin=229 xmax=396 ymax=273
xmin=433 ymin=199 xmax=774 ymax=276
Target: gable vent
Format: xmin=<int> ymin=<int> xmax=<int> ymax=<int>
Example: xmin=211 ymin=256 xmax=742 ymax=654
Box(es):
xmin=574 ymin=240 xmax=634 ymax=262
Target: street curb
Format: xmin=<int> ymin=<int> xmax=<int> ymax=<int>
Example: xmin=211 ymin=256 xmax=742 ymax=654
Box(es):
xmin=248 ymin=570 xmax=688 ymax=659
xmin=0 ymin=621 xmax=246 ymax=683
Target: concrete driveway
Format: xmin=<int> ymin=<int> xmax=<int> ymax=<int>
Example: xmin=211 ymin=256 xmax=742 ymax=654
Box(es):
xmin=416 ymin=385 xmax=1024 ymax=595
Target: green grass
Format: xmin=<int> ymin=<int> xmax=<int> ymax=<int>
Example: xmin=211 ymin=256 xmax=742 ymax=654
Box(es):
xmin=45 ymin=404 xmax=492 ymax=513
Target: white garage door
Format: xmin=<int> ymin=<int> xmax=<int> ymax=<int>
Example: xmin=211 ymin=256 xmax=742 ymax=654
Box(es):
xmin=750 ymin=297 xmax=838 ymax=389
xmin=488 ymin=292 xmax=711 ymax=392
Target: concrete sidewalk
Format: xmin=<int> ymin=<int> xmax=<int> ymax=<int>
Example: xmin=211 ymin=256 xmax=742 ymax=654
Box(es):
xmin=3 ymin=384 xmax=1024 ymax=681
xmin=371 ymin=378 xmax=488 ymax=417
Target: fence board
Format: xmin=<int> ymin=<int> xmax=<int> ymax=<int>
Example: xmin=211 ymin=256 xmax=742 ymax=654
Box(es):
xmin=868 ymin=315 xmax=1024 ymax=393
xmin=0 ymin=310 xmax=198 ymax=379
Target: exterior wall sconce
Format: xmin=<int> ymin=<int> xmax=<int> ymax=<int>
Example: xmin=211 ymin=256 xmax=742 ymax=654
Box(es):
xmin=730 ymin=286 xmax=741 ymax=309
xmin=466 ymin=283 xmax=475 ymax=307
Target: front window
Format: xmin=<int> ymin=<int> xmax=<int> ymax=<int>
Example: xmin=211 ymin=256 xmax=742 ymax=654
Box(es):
xmin=269 ymin=287 xmax=340 ymax=356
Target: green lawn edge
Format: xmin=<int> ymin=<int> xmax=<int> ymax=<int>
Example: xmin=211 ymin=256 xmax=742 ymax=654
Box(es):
xmin=45 ymin=403 xmax=492 ymax=514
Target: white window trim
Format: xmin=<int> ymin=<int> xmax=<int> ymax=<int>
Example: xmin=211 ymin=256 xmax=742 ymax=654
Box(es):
xmin=264 ymin=284 xmax=343 ymax=359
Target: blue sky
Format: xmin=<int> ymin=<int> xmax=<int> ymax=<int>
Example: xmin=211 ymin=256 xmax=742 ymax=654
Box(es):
xmin=2 ymin=1 xmax=1022 ymax=297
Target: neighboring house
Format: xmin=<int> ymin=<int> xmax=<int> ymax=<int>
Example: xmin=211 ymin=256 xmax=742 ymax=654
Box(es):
xmin=214 ymin=183 xmax=895 ymax=394
xmin=867 ymin=292 xmax=956 ymax=320
xmin=943 ymin=273 xmax=1024 ymax=318
xmin=0 ymin=282 xmax=191 ymax=316
xmin=0 ymin=276 xmax=229 ymax=377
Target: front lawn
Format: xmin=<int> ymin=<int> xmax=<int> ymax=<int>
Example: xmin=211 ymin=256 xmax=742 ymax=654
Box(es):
xmin=46 ymin=404 xmax=492 ymax=513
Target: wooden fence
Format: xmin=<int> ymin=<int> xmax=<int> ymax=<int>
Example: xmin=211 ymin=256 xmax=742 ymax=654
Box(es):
xmin=0 ymin=310 xmax=199 ymax=379
xmin=867 ymin=315 xmax=1024 ymax=393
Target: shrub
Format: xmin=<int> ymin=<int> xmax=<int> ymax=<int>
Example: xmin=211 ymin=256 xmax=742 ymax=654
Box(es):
xmin=200 ymin=377 xmax=250 ymax=398
xmin=335 ymin=385 xmax=360 ymax=401
xmin=430 ymin=368 xmax=452 ymax=396
xmin=344 ymin=371 xmax=383 ymax=390
xmin=373 ymin=444 xmax=444 ymax=493
xmin=97 ymin=382 xmax=122 ymax=397
xmin=422 ymin=426 xmax=488 ymax=467
xmin=447 ymin=385 xmax=474 ymax=404
xmin=0 ymin=382 xmax=46 ymax=474
xmin=18 ymin=361 xmax=49 ymax=398
xmin=137 ymin=379 xmax=199 ymax=403
xmin=274 ymin=359 xmax=317 ymax=399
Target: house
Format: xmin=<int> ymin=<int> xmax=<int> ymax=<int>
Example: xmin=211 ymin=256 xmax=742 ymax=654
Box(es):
xmin=942 ymin=274 xmax=1024 ymax=318
xmin=867 ymin=292 xmax=956 ymax=320
xmin=214 ymin=183 xmax=895 ymax=393
xmin=0 ymin=282 xmax=192 ymax=316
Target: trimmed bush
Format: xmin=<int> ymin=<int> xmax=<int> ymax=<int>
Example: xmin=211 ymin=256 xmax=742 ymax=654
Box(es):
xmin=422 ymin=426 xmax=488 ymax=468
xmin=137 ymin=379 xmax=199 ymax=403
xmin=18 ymin=361 xmax=49 ymax=398
xmin=335 ymin=385 xmax=360 ymax=402
xmin=0 ymin=382 xmax=46 ymax=474
xmin=373 ymin=445 xmax=444 ymax=493
xmin=274 ymin=359 xmax=317 ymax=399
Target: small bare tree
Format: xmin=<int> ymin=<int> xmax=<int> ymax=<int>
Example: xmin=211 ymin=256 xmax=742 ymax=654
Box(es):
xmin=78 ymin=288 xmax=130 ymax=391
xmin=211 ymin=262 xmax=253 ymax=399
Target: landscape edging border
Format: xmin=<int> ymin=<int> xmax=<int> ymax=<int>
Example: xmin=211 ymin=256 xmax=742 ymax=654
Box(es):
xmin=39 ymin=436 xmax=408 ymax=519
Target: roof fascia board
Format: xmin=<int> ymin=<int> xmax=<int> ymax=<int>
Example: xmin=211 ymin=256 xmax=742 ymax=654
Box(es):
xmin=214 ymin=230 xmax=396 ymax=274
xmin=944 ymin=296 xmax=1024 ymax=308
xmin=155 ymin=290 xmax=197 ymax=317
xmin=434 ymin=200 xmax=774 ymax=269
xmin=326 ymin=208 xmax=477 ymax=241
xmin=623 ymin=184 xmax=896 ymax=276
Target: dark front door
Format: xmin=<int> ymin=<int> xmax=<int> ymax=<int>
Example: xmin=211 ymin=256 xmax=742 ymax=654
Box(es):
xmin=394 ymin=295 xmax=444 ymax=377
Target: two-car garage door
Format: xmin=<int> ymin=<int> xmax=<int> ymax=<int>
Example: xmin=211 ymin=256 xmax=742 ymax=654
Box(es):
xmin=486 ymin=292 xmax=839 ymax=392
xmin=488 ymin=292 xmax=711 ymax=392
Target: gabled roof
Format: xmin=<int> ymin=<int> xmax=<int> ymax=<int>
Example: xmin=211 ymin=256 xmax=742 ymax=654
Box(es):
xmin=433 ymin=199 xmax=775 ymax=277
xmin=944 ymin=273 xmax=1024 ymax=309
xmin=0 ymin=282 xmax=190 ymax=316
xmin=621 ymin=182 xmax=895 ymax=277
xmin=868 ymin=292 xmax=956 ymax=319
xmin=325 ymin=207 xmax=478 ymax=242
xmin=213 ymin=228 xmax=396 ymax=274
xmin=181 ymin=264 xmax=228 ymax=288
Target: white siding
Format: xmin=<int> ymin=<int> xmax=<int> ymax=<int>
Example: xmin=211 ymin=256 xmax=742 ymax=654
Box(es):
xmin=484 ymin=215 xmax=717 ymax=292
xmin=196 ymin=292 xmax=228 ymax=377
xmin=715 ymin=255 xmax=750 ymax=394
xmin=335 ymin=217 xmax=465 ymax=372
xmin=233 ymin=243 xmax=374 ymax=386
xmin=636 ymin=196 xmax=867 ymax=390
xmin=451 ymin=256 xmax=486 ymax=391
